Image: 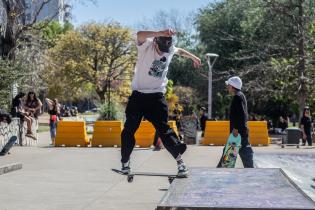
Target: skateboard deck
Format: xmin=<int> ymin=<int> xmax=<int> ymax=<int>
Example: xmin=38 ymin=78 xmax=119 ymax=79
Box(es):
xmin=111 ymin=168 xmax=185 ymax=183
xmin=217 ymin=133 xmax=241 ymax=168
xmin=0 ymin=136 xmax=17 ymax=156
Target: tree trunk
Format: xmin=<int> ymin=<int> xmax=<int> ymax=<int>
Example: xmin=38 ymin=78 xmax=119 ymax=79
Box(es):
xmin=0 ymin=0 xmax=16 ymax=59
xmin=97 ymin=91 xmax=106 ymax=104
xmin=96 ymin=88 xmax=106 ymax=104
xmin=297 ymin=0 xmax=306 ymax=119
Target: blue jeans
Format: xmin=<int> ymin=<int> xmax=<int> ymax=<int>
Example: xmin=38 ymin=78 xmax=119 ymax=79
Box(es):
xmin=49 ymin=121 xmax=57 ymax=138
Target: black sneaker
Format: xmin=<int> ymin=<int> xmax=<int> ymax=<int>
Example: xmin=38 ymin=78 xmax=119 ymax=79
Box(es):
xmin=177 ymin=160 xmax=188 ymax=177
xmin=121 ymin=161 xmax=130 ymax=174
xmin=153 ymin=146 xmax=161 ymax=151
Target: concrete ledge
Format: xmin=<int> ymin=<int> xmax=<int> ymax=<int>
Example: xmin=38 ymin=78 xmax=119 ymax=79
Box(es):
xmin=157 ymin=168 xmax=315 ymax=210
xmin=0 ymin=163 xmax=22 ymax=175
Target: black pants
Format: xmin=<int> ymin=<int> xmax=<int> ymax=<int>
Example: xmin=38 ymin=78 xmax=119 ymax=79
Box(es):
xmin=302 ymin=133 xmax=312 ymax=146
xmin=239 ymin=145 xmax=254 ymax=168
xmin=121 ymin=91 xmax=186 ymax=163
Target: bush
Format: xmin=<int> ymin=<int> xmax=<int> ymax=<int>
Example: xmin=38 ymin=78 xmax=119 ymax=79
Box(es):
xmin=98 ymin=102 xmax=124 ymax=120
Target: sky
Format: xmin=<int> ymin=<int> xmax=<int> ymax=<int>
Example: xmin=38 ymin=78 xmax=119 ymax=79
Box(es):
xmin=71 ymin=0 xmax=212 ymax=28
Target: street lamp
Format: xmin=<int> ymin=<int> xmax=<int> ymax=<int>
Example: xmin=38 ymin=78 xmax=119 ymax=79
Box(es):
xmin=205 ymin=53 xmax=219 ymax=119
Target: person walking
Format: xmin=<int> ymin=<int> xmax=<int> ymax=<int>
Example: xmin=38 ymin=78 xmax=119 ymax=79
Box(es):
xmin=199 ymin=107 xmax=208 ymax=137
xmin=300 ymin=107 xmax=313 ymax=146
xmin=217 ymin=76 xmax=254 ymax=168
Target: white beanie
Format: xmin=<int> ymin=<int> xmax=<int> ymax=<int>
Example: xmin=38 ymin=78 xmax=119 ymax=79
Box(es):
xmin=225 ymin=76 xmax=242 ymax=90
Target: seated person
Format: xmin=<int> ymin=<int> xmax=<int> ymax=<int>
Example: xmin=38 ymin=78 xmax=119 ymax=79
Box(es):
xmin=278 ymin=116 xmax=288 ymax=132
xmin=70 ymin=107 xmax=78 ymax=116
xmin=0 ymin=108 xmax=12 ymax=124
xmin=11 ymin=92 xmax=36 ymax=139
xmin=24 ymin=91 xmax=43 ymax=119
xmin=63 ymin=107 xmax=71 ymax=117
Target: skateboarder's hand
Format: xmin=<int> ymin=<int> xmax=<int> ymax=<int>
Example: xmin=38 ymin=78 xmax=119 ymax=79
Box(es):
xmin=232 ymin=129 xmax=238 ymax=137
xmin=159 ymin=29 xmax=176 ymax=37
xmin=193 ymin=57 xmax=202 ymax=68
xmin=303 ymin=133 xmax=307 ymax=140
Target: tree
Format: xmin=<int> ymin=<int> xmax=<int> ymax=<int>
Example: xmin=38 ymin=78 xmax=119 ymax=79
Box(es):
xmin=173 ymin=86 xmax=200 ymax=115
xmin=0 ymin=45 xmax=43 ymax=109
xmin=263 ymin=0 xmax=315 ymax=117
xmin=0 ymin=0 xmax=93 ymax=59
xmin=196 ymin=0 xmax=315 ymax=118
xmin=0 ymin=0 xmax=95 ymax=109
xmin=49 ymin=22 xmax=136 ymax=103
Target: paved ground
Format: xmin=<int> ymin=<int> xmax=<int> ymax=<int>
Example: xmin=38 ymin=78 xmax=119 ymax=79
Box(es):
xmin=0 ymin=131 xmax=314 ymax=210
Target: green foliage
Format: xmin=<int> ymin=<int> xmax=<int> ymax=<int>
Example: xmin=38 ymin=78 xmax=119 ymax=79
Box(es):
xmin=40 ymin=21 xmax=74 ymax=47
xmin=195 ymin=0 xmax=315 ymax=119
xmin=173 ymin=86 xmax=200 ymax=115
xmin=98 ymin=102 xmax=123 ymax=121
xmin=212 ymin=92 xmax=231 ymax=119
xmin=165 ymin=80 xmax=174 ymax=100
xmin=48 ymin=22 xmax=136 ymax=104
xmin=0 ymin=52 xmax=38 ymax=110
xmin=0 ymin=60 xmax=20 ymax=110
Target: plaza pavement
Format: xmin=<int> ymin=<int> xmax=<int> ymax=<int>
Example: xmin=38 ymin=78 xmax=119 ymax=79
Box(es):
xmin=0 ymin=131 xmax=314 ymax=210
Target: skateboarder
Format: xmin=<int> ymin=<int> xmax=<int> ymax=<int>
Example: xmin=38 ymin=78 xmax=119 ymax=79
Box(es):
xmin=120 ymin=29 xmax=201 ymax=177
xmin=223 ymin=76 xmax=254 ymax=168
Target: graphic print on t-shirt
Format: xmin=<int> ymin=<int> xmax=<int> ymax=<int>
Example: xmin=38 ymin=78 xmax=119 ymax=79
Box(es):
xmin=148 ymin=56 xmax=167 ymax=78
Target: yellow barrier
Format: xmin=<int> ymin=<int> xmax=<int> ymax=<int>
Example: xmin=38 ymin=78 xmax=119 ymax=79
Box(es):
xmin=55 ymin=121 xmax=89 ymax=147
xmin=201 ymin=121 xmax=270 ymax=146
xmin=248 ymin=121 xmax=270 ymax=146
xmin=168 ymin=121 xmax=179 ymax=136
xmin=91 ymin=121 xmax=123 ymax=147
xmin=201 ymin=121 xmax=230 ymax=145
xmin=135 ymin=121 xmax=155 ymax=147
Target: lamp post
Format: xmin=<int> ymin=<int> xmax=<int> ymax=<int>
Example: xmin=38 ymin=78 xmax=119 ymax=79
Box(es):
xmin=205 ymin=53 xmax=219 ymax=119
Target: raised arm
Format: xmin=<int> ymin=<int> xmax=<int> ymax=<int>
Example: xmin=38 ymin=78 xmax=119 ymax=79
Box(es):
xmin=45 ymin=98 xmax=54 ymax=110
xmin=176 ymin=48 xmax=202 ymax=68
xmin=137 ymin=29 xmax=176 ymax=45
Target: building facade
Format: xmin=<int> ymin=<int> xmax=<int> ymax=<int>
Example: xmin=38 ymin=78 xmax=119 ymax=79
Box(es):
xmin=24 ymin=0 xmax=70 ymax=24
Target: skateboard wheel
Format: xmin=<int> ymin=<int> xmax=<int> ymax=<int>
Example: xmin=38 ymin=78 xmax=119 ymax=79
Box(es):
xmin=281 ymin=145 xmax=284 ymax=148
xmin=297 ymin=145 xmax=300 ymax=148
xmin=127 ymin=176 xmax=134 ymax=183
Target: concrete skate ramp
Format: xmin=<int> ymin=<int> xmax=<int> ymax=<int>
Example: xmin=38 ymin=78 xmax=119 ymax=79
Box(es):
xmin=157 ymin=168 xmax=315 ymax=210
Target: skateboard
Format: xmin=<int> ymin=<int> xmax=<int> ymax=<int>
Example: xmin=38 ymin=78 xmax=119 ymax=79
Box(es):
xmin=217 ymin=133 xmax=241 ymax=168
xmin=111 ymin=168 xmax=185 ymax=184
xmin=0 ymin=136 xmax=17 ymax=156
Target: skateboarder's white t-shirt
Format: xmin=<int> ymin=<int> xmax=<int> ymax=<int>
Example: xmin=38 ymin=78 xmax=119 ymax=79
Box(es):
xmin=131 ymin=38 xmax=178 ymax=94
